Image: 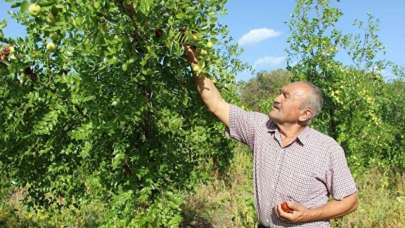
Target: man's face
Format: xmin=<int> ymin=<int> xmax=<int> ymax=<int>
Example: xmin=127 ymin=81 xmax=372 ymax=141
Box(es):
xmin=269 ymin=83 xmax=309 ymax=124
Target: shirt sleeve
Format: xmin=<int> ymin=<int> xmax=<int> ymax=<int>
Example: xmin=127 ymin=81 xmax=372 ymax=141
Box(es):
xmin=226 ymin=104 xmax=266 ymax=147
xmin=326 ymin=143 xmax=358 ymax=200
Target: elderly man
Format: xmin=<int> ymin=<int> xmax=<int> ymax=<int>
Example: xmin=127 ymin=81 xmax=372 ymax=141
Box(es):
xmin=185 ymin=47 xmax=359 ymax=227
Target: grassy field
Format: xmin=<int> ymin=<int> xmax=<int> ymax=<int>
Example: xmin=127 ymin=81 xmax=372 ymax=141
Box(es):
xmin=1 ymin=145 xmax=404 ymax=227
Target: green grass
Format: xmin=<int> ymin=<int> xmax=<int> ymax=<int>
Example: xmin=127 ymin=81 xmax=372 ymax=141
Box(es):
xmin=181 ymin=145 xmax=257 ymax=227
xmin=1 ymin=145 xmax=404 ymax=227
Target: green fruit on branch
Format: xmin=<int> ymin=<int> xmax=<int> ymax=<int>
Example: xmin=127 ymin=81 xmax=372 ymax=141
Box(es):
xmin=191 ymin=63 xmax=202 ymax=73
xmin=47 ymin=13 xmax=55 ymax=23
xmin=46 ymin=42 xmax=56 ymax=51
xmin=28 ymin=3 xmax=41 ymax=16
xmin=50 ymin=33 xmax=59 ymax=41
xmin=8 ymin=46 xmax=14 ymax=54
xmin=206 ymin=41 xmax=213 ymax=48
xmin=199 ymin=49 xmax=208 ymax=56
xmin=190 ymin=31 xmax=202 ymax=43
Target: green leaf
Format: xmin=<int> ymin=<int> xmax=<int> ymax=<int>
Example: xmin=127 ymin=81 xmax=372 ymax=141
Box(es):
xmin=20 ymin=1 xmax=30 ymax=13
xmin=70 ymin=122 xmax=93 ymax=140
xmin=33 ymin=110 xmax=60 ymax=135
xmin=80 ymin=142 xmax=92 ymax=159
xmin=112 ymin=152 xmax=125 ymax=170
xmin=0 ymin=20 xmax=7 ymax=30
xmin=139 ymin=0 xmax=155 ymax=15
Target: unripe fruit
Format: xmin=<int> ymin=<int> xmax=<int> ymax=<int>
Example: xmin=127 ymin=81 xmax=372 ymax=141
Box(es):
xmin=191 ymin=63 xmax=201 ymax=73
xmin=9 ymin=54 xmax=16 ymax=60
xmin=46 ymin=42 xmax=56 ymax=51
xmin=206 ymin=41 xmax=213 ymax=48
xmin=200 ymin=49 xmax=208 ymax=56
xmin=47 ymin=13 xmax=55 ymax=23
xmin=50 ymin=33 xmax=59 ymax=41
xmin=191 ymin=34 xmax=198 ymax=41
xmin=28 ymin=4 xmax=41 ymax=16
xmin=8 ymin=46 xmax=14 ymax=54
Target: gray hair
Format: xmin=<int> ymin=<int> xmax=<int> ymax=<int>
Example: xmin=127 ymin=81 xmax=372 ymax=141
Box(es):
xmin=299 ymin=81 xmax=323 ymax=118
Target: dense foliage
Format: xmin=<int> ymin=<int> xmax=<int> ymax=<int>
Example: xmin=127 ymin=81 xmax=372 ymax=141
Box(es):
xmin=0 ymin=0 xmax=244 ymax=225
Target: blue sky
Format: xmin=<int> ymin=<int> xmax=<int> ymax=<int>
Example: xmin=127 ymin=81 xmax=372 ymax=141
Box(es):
xmin=1 ymin=0 xmax=404 ymax=81
xmin=221 ymin=0 xmax=405 ymax=81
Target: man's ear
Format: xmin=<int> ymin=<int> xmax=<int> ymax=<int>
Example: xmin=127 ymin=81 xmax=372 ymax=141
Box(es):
xmin=298 ymin=108 xmax=313 ymax=123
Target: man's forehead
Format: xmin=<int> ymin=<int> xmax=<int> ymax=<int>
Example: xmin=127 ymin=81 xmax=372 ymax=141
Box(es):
xmin=283 ymin=82 xmax=309 ymax=97
xmin=283 ymin=82 xmax=308 ymax=91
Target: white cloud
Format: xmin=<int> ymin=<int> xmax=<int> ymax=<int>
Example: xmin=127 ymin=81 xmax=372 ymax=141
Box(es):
xmin=254 ymin=56 xmax=286 ymax=68
xmin=238 ymin=28 xmax=281 ymax=46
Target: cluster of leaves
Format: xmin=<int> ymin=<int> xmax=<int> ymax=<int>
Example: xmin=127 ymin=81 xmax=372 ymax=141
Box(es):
xmin=286 ymin=0 xmax=404 ymax=170
xmin=0 ymin=0 xmax=246 ymax=225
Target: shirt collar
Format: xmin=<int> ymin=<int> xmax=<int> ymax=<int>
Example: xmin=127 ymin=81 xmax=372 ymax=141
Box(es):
xmin=267 ymin=120 xmax=311 ymax=146
xmin=296 ymin=126 xmax=311 ymax=146
xmin=266 ymin=120 xmax=278 ymax=133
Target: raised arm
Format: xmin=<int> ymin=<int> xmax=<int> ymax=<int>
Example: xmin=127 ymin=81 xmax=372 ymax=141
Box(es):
xmin=184 ymin=46 xmax=230 ymax=127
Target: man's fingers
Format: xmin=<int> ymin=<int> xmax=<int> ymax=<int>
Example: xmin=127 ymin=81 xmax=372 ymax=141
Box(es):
xmin=184 ymin=45 xmax=198 ymax=64
xmin=278 ymin=204 xmax=295 ymax=221
xmin=274 ymin=205 xmax=280 ymax=217
xmin=277 ymin=204 xmax=286 ymax=217
xmin=185 ymin=45 xmax=196 ymax=54
xmin=277 ymin=204 xmax=288 ymax=220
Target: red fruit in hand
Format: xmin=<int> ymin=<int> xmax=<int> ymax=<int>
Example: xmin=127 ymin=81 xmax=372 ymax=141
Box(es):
xmin=281 ymin=202 xmax=293 ymax=213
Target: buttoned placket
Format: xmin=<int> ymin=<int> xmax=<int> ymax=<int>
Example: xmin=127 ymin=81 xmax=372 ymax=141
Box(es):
xmin=271 ymin=152 xmax=285 ymax=204
xmin=266 ymin=130 xmax=285 ymax=225
xmin=254 ymin=138 xmax=262 ymax=224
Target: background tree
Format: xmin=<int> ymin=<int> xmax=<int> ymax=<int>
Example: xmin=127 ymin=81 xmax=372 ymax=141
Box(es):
xmin=239 ymin=69 xmax=291 ymax=111
xmin=286 ymin=0 xmax=404 ymax=170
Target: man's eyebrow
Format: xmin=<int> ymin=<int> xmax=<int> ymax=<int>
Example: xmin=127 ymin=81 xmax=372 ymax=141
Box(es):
xmin=281 ymin=88 xmax=290 ymax=95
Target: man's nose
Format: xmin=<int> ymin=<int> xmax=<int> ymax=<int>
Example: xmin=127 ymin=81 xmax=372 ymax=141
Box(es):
xmin=274 ymin=94 xmax=282 ymax=103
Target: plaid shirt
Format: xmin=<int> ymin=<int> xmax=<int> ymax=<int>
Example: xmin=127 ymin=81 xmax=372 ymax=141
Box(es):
xmin=227 ymin=105 xmax=357 ymax=227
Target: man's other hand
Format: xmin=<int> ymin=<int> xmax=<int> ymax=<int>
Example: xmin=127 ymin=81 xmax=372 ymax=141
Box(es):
xmin=276 ymin=201 xmax=310 ymax=223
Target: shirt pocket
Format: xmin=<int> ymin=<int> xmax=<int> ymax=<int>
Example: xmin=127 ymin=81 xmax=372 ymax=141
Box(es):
xmin=277 ymin=172 xmax=314 ymax=203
